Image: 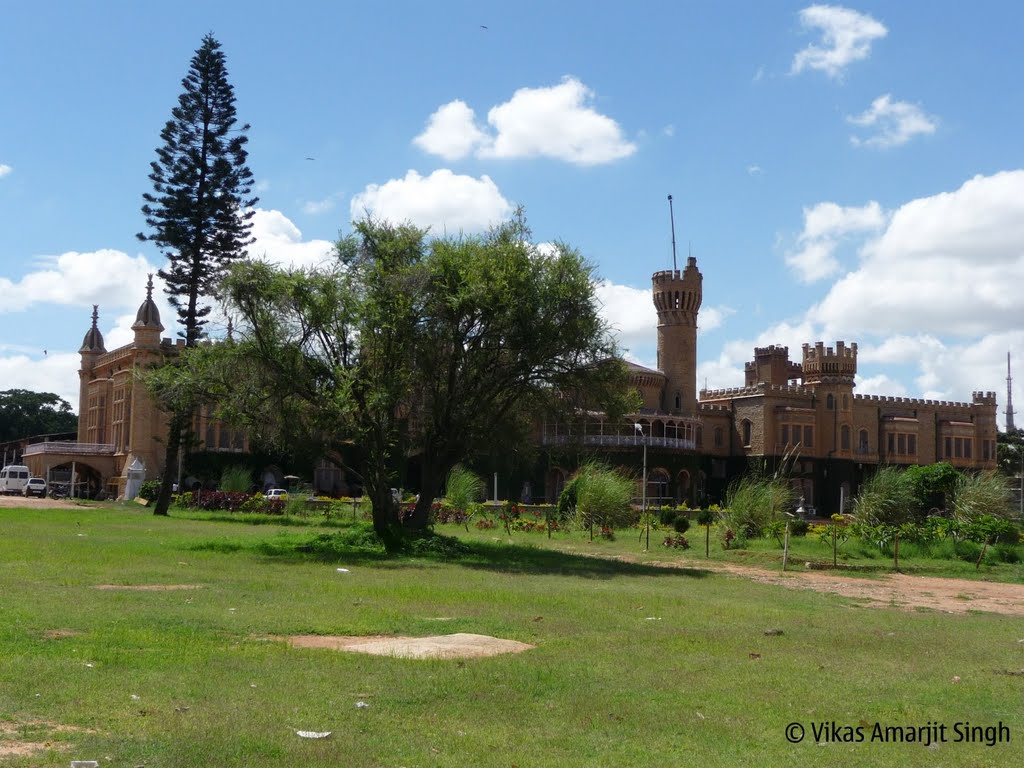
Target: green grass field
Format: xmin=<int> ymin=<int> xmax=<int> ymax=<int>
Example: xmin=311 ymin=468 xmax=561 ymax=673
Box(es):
xmin=1 ymin=505 xmax=1022 ymax=766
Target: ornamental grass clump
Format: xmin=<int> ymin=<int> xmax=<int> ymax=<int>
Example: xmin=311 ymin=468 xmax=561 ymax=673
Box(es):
xmin=720 ymin=475 xmax=795 ymax=539
xmin=564 ymin=462 xmax=635 ymax=537
xmin=220 ymin=465 xmax=253 ymax=493
xmin=443 ymin=465 xmax=485 ymax=530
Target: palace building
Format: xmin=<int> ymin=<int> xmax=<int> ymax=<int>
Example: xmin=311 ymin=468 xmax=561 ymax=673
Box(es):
xmin=23 ymin=262 xmax=999 ymax=509
xmin=540 ymin=256 xmax=998 ymax=513
xmin=23 ymin=278 xmax=249 ymax=497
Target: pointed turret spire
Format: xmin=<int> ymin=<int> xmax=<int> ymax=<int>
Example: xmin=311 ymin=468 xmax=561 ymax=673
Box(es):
xmin=132 ymin=274 xmax=164 ymax=332
xmin=79 ymin=304 xmax=106 ymax=353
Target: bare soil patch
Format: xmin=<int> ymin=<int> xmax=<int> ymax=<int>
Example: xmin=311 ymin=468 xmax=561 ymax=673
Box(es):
xmin=0 ymin=721 xmax=94 ymax=759
xmin=682 ymin=560 xmax=1024 ymax=616
xmin=0 ymin=495 xmax=82 ymax=509
xmin=42 ymin=629 xmax=81 ymax=639
xmin=94 ymin=584 xmax=201 ymax=591
xmin=283 ymin=632 xmax=535 ymax=659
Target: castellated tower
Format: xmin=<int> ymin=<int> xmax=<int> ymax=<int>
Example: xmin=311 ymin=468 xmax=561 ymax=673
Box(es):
xmin=801 ymin=341 xmax=858 ymax=387
xmin=653 ymin=256 xmax=702 ymax=416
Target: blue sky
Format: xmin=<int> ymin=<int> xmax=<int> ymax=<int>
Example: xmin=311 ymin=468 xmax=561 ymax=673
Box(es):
xmin=2 ymin=1 xmax=1024 ymax=426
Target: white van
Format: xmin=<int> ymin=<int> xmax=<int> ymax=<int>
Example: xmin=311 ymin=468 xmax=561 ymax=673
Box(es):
xmin=0 ymin=465 xmax=31 ymax=495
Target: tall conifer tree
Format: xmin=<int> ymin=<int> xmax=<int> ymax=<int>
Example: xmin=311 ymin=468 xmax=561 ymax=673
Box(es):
xmin=138 ymin=33 xmax=256 ymax=515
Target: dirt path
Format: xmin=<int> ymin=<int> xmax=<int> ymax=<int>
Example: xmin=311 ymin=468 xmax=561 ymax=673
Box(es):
xmin=0 ymin=495 xmax=85 ymax=510
xmin=667 ymin=559 xmax=1024 ymax=616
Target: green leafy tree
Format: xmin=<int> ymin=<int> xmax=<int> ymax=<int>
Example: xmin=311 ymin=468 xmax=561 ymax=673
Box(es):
xmin=0 ymin=389 xmax=77 ymax=441
xmin=147 ymin=213 xmax=630 ymax=545
xmin=903 ymin=462 xmax=960 ymax=518
xmin=137 ymin=33 xmax=256 ymax=516
xmin=403 ymin=214 xmax=631 ymax=527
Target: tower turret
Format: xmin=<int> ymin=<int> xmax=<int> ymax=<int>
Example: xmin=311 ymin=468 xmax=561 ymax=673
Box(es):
xmin=132 ymin=275 xmax=164 ymax=348
xmin=653 ymin=255 xmax=702 ymax=415
xmin=78 ymin=305 xmax=106 ymax=442
xmin=801 ymin=341 xmax=858 ymax=386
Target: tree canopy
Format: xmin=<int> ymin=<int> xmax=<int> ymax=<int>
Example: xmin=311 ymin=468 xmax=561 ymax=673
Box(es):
xmin=0 ymin=389 xmax=77 ymax=442
xmin=149 ymin=213 xmax=634 ymax=543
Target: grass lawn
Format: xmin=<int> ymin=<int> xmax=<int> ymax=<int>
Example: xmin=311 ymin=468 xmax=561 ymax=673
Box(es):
xmin=1 ymin=504 xmax=1022 ymax=767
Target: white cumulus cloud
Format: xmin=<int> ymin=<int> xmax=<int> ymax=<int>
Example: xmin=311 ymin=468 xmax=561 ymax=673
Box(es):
xmin=848 ymin=94 xmax=938 ymax=148
xmin=785 ymin=201 xmax=886 ymax=282
xmin=413 ymin=78 xmax=637 ymax=166
xmin=792 ymin=5 xmax=887 ymax=79
xmin=811 ymin=171 xmax=1024 ymax=337
xmin=0 ymin=164 xmax=12 ymax=178
xmin=250 ymin=208 xmax=335 ymax=269
xmin=413 ymin=100 xmax=491 ymax=161
xmin=350 ymin=169 xmax=513 ymax=234
xmin=0 ymin=249 xmax=158 ymax=313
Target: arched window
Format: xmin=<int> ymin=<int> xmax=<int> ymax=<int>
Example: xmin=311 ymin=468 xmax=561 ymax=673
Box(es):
xmin=742 ymin=419 xmax=752 ymax=447
xmin=858 ymin=429 xmax=869 ymax=453
xmin=840 ymin=425 xmax=850 ymax=450
xmin=674 ymin=392 xmax=681 ymax=410
xmin=714 ymin=427 xmax=723 ymax=448
xmin=826 ymin=394 xmax=834 ymax=410
xmin=647 ymin=468 xmax=671 ymax=503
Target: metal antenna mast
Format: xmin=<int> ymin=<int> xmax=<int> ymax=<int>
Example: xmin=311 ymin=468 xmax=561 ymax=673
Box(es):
xmin=668 ymin=194 xmax=678 ymax=271
xmin=1007 ymin=351 xmax=1017 ymax=432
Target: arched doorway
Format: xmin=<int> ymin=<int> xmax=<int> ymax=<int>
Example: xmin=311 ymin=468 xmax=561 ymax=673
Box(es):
xmin=546 ymin=467 xmax=567 ymax=504
xmin=676 ymin=469 xmax=691 ymax=506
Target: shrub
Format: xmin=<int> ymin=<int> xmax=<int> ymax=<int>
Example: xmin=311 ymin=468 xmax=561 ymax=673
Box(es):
xmin=789 ymin=518 xmax=810 ymax=537
xmin=139 ymin=480 xmax=161 ymax=502
xmin=659 ymin=507 xmax=678 ymax=526
xmin=663 ymin=534 xmax=690 ymax=549
xmin=672 ymin=516 xmax=690 ymax=534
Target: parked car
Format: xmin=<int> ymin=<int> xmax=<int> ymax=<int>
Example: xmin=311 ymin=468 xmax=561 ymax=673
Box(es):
xmin=22 ymin=477 xmax=47 ymax=498
xmin=264 ymin=488 xmax=288 ymax=500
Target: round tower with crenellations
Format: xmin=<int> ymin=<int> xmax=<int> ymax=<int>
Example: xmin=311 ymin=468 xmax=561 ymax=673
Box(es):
xmin=653 ymin=256 xmax=702 ymax=416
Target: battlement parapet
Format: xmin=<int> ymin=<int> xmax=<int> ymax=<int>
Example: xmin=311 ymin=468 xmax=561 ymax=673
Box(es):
xmin=700 ymin=385 xmax=762 ymax=398
xmin=853 ymin=393 xmax=980 ymax=409
xmin=753 ymin=344 xmax=790 ymax=359
xmin=802 ymin=340 xmax=858 ymax=361
xmin=701 ymin=382 xmax=812 ymax=399
xmin=698 ymin=403 xmax=730 ymax=413
xmin=972 ymin=390 xmax=997 ymax=405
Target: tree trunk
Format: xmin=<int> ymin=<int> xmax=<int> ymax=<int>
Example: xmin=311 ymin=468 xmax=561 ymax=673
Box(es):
xmin=407 ymin=468 xmax=444 ymax=530
xmin=153 ymin=412 xmax=185 ymax=516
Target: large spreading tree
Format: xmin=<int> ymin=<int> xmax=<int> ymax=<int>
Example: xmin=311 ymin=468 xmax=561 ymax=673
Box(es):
xmin=149 ymin=213 xmax=633 ymax=544
xmin=0 ymin=389 xmax=77 ymax=442
xmin=138 ymin=33 xmax=256 ymax=516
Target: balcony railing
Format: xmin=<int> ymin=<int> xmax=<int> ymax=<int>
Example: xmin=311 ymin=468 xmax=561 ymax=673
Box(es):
xmin=23 ymin=441 xmax=115 ymax=456
xmin=541 ymin=434 xmax=697 ymax=451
